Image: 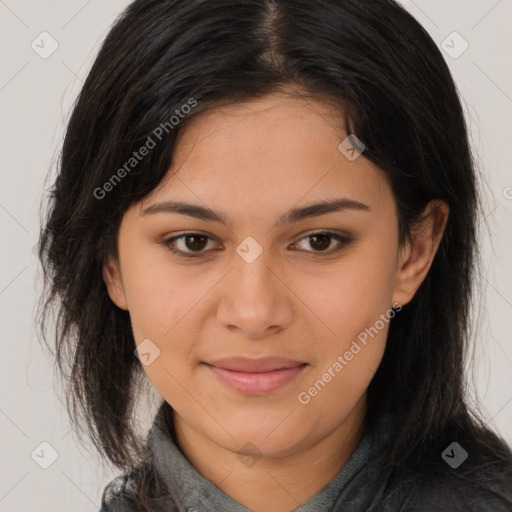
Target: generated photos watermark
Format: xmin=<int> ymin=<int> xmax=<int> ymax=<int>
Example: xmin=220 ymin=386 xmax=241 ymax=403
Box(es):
xmin=297 ymin=302 xmax=402 ymax=405
xmin=94 ymin=97 xmax=198 ymax=200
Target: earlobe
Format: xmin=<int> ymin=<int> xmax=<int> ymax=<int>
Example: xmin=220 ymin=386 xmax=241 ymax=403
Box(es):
xmin=102 ymin=256 xmax=129 ymax=310
xmin=392 ymin=200 xmax=449 ymax=307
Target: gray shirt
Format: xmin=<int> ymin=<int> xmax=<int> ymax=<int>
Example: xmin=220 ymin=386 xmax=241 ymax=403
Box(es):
xmin=100 ymin=402 xmax=512 ymax=511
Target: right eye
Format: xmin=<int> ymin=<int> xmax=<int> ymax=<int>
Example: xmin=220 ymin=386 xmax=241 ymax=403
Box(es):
xmin=162 ymin=232 xmax=219 ymax=257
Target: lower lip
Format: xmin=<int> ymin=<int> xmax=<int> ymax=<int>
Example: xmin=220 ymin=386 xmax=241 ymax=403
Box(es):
xmin=204 ymin=363 xmax=307 ymax=395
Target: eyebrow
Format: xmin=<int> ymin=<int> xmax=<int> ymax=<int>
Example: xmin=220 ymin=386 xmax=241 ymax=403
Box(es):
xmin=141 ymin=198 xmax=370 ymax=229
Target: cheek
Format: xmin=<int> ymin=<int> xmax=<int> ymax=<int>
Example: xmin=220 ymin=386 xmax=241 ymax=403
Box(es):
xmin=296 ymin=267 xmax=392 ymax=424
xmin=119 ymin=243 xmax=226 ymax=381
xmin=296 ymin=242 xmax=397 ymax=343
xmin=124 ymin=267 xmax=201 ymax=403
xmin=120 ymin=245 xmax=200 ymax=337
xmin=294 ymin=240 xmax=396 ymax=404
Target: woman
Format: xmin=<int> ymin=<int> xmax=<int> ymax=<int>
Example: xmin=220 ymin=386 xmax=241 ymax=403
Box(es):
xmin=38 ymin=0 xmax=512 ymax=510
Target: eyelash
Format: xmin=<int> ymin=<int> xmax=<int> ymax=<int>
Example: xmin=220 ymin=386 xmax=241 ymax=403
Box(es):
xmin=162 ymin=231 xmax=353 ymax=259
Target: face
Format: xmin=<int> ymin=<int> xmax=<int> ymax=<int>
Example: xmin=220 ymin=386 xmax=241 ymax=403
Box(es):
xmin=104 ymin=89 xmax=443 ymax=458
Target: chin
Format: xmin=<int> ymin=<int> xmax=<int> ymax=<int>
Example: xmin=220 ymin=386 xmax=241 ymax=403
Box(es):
xmin=210 ymin=419 xmax=311 ymax=457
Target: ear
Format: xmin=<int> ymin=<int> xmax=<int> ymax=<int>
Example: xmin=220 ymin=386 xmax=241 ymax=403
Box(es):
xmin=392 ymin=200 xmax=449 ymax=307
xmin=103 ymin=255 xmax=129 ymax=310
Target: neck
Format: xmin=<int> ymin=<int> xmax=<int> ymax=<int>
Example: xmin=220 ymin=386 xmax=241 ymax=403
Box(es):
xmin=173 ymin=397 xmax=367 ymax=512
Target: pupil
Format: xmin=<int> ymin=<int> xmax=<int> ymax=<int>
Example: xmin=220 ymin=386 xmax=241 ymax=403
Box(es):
xmin=310 ymin=234 xmax=330 ymax=251
xmin=186 ymin=235 xmax=207 ymax=251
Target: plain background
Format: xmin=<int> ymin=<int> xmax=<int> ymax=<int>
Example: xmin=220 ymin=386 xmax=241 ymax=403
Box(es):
xmin=0 ymin=0 xmax=511 ymax=510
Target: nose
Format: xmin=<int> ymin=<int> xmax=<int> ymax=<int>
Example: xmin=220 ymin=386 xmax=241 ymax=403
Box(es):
xmin=215 ymin=247 xmax=294 ymax=339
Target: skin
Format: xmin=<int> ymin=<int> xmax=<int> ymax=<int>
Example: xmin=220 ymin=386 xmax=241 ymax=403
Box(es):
xmin=103 ymin=88 xmax=449 ymax=512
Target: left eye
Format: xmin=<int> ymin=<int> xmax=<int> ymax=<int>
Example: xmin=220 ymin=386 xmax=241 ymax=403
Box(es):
xmin=290 ymin=232 xmax=351 ymax=253
xmin=163 ymin=231 xmax=352 ymax=257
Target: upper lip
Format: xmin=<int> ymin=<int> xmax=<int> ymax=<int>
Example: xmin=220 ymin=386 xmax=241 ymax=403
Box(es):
xmin=204 ymin=357 xmax=306 ymax=373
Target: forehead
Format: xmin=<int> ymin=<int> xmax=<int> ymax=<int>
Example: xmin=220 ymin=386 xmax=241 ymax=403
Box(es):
xmin=138 ymin=92 xmax=394 ymax=224
xmin=172 ymin=91 xmax=345 ymax=167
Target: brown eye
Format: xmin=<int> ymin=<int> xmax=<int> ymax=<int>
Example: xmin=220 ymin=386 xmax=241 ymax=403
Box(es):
xmin=292 ymin=232 xmax=352 ymax=254
xmin=182 ymin=234 xmax=209 ymax=251
xmin=163 ymin=231 xmax=352 ymax=259
xmin=163 ymin=233 xmax=217 ymax=256
xmin=308 ymin=233 xmax=332 ymax=251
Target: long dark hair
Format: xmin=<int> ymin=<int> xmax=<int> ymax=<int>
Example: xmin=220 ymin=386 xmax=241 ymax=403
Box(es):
xmin=37 ymin=0 xmax=512 ymax=506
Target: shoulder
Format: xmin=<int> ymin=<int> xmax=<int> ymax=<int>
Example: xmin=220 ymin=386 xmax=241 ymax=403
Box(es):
xmin=403 ymin=472 xmax=512 ymax=512
xmin=99 ymin=462 xmax=177 ymax=512
xmin=380 ymin=457 xmax=512 ymax=512
xmin=371 ymin=414 xmax=512 ymax=512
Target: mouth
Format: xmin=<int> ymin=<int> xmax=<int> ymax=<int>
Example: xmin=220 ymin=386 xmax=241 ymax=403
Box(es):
xmin=202 ymin=357 xmax=308 ymax=395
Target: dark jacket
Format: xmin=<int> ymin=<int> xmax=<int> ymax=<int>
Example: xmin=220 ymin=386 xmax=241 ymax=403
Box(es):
xmin=99 ymin=402 xmax=512 ymax=511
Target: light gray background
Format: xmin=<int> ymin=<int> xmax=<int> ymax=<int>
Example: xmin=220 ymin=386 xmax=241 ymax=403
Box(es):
xmin=1 ymin=0 xmax=511 ymax=510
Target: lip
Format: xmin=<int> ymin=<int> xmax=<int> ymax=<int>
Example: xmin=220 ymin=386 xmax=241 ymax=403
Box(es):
xmin=203 ymin=357 xmax=308 ymax=395
xmin=205 ymin=356 xmax=306 ymax=373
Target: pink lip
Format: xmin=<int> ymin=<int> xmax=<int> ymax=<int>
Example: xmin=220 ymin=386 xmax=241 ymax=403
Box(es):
xmin=204 ymin=356 xmax=306 ymax=373
xmin=203 ymin=360 xmax=307 ymax=395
